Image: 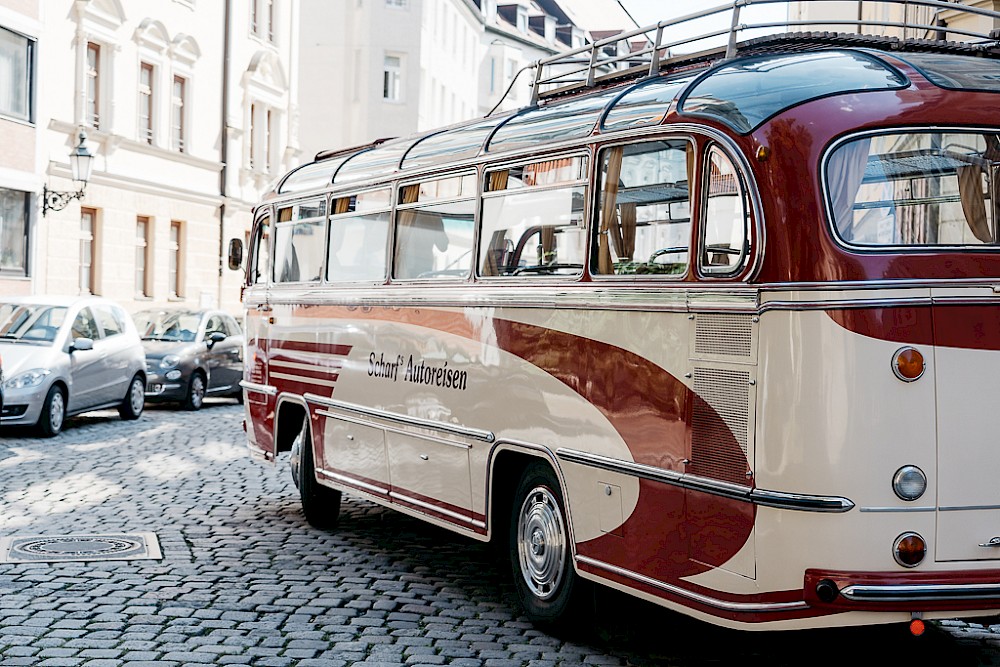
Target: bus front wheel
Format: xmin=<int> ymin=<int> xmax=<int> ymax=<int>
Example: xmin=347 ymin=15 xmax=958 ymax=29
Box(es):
xmin=291 ymin=416 xmax=342 ymax=530
xmin=509 ymin=461 xmax=584 ymax=625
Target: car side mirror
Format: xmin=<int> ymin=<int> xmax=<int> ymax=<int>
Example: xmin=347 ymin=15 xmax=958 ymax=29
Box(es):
xmin=227 ymin=238 xmax=243 ymax=271
xmin=207 ymin=331 xmax=227 ymax=348
xmin=70 ymin=337 xmax=94 ymax=352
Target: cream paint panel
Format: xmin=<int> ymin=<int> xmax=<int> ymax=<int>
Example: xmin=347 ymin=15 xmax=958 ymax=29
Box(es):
xmin=289 ymin=312 xmax=640 ymax=542
xmin=754 ymin=308 xmax=938 ymax=593
xmin=682 ymin=531 xmax=758 ymax=593
xmin=934 ymin=344 xmax=1000 ymax=509
xmin=322 ymin=417 xmax=389 ymax=489
xmin=559 ymin=462 xmax=637 ymax=545
xmin=938 ymin=508 xmax=1000 ymax=562
xmin=386 ymin=431 xmax=472 ymax=512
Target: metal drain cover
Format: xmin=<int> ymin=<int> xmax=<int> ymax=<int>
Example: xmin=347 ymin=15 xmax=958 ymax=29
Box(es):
xmin=0 ymin=533 xmax=162 ymax=564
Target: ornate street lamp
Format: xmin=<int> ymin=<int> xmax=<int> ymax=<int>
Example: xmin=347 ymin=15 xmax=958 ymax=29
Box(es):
xmin=42 ymin=129 xmax=94 ymax=216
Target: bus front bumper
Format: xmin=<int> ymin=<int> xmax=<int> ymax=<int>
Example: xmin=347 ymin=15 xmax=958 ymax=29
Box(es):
xmin=805 ymin=569 xmax=1000 ymax=612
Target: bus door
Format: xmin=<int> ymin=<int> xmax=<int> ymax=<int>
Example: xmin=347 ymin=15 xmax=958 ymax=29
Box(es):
xmin=244 ymin=211 xmax=275 ymax=461
xmin=931 ymin=288 xmax=1000 ymax=562
xmin=685 ymin=145 xmax=758 ymax=579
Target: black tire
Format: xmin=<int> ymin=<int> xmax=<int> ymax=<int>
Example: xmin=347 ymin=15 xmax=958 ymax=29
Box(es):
xmin=36 ymin=384 xmax=66 ymax=437
xmin=292 ymin=416 xmax=341 ymax=529
xmin=118 ymin=374 xmax=145 ymax=420
xmin=509 ymin=461 xmax=585 ymax=626
xmin=183 ymin=373 xmax=206 ymax=411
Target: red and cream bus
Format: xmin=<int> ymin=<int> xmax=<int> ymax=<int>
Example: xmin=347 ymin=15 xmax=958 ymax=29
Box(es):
xmin=232 ymin=1 xmax=1000 ymax=632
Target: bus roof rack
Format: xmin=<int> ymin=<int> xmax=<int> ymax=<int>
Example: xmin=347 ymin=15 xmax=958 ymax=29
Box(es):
xmin=315 ymin=137 xmax=396 ymax=162
xmin=530 ymin=0 xmax=1000 ymax=104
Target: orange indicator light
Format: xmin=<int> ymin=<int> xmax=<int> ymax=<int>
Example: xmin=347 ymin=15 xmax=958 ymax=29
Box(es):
xmin=892 ymin=347 xmax=925 ymax=382
xmin=909 ymin=618 xmax=926 ymax=636
xmin=893 ymin=532 xmax=926 ymax=568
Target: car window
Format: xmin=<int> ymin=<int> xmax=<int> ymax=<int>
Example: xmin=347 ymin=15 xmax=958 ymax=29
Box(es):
xmin=93 ymin=305 xmax=125 ymax=338
xmin=71 ymin=307 xmax=101 ymax=340
xmin=224 ymin=316 xmax=242 ymax=337
xmin=205 ymin=315 xmax=227 ymax=337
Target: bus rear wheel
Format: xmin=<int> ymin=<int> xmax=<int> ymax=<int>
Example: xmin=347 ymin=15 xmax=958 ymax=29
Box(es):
xmin=509 ymin=461 xmax=583 ymax=626
xmin=291 ymin=416 xmax=341 ymax=529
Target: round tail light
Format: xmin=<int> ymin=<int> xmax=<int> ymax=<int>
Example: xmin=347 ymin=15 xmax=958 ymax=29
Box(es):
xmin=893 ymin=532 xmax=926 ymax=568
xmin=893 ymin=466 xmax=927 ymax=501
xmin=892 ymin=347 xmax=925 ymax=382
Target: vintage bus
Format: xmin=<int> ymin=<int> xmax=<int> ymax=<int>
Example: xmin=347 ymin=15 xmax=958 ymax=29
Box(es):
xmin=232 ymin=1 xmax=1000 ymax=632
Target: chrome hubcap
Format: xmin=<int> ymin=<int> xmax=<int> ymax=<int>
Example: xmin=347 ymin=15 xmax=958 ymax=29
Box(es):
xmin=50 ymin=392 xmax=64 ymax=432
xmin=192 ymin=378 xmax=204 ymax=407
xmin=130 ymin=380 xmax=144 ymax=412
xmin=517 ymin=485 xmax=566 ymax=600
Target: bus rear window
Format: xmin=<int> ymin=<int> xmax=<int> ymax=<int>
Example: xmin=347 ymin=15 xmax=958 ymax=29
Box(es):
xmin=827 ymin=131 xmax=1000 ymax=247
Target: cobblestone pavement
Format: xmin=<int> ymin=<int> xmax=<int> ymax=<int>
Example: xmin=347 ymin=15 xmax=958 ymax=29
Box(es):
xmin=1 ymin=403 xmax=999 ymax=666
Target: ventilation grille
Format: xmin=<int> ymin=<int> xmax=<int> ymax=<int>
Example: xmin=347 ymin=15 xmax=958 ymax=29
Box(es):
xmin=694 ymin=314 xmax=753 ymax=359
xmin=690 ymin=367 xmax=750 ymax=486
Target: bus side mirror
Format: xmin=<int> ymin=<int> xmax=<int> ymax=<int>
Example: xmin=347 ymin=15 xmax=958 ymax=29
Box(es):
xmin=227 ymin=238 xmax=243 ymax=271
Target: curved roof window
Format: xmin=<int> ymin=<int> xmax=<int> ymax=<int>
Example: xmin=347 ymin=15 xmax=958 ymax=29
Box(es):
xmin=487 ymin=87 xmax=623 ymax=154
xmin=601 ymin=73 xmax=698 ymax=132
xmin=898 ymin=52 xmax=1000 ymax=92
xmin=680 ymin=50 xmax=908 ymax=134
xmin=334 ymin=136 xmax=426 ymax=185
xmin=402 ymin=114 xmax=513 ymax=171
xmin=277 ymin=157 xmax=349 ymax=194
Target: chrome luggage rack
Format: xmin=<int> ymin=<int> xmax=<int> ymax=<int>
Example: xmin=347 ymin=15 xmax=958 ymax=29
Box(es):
xmin=529 ymin=0 xmax=1000 ymax=104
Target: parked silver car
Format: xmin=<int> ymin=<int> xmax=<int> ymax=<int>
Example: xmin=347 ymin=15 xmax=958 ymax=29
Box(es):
xmin=133 ymin=308 xmax=244 ymax=410
xmin=0 ymin=296 xmax=147 ymax=437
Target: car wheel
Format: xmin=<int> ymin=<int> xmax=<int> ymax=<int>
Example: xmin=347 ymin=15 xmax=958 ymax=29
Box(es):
xmin=183 ymin=373 xmax=206 ymax=411
xmin=36 ymin=385 xmax=66 ymax=438
xmin=118 ymin=374 xmax=145 ymax=421
xmin=509 ymin=461 xmax=586 ymax=626
xmin=294 ymin=415 xmax=341 ymax=529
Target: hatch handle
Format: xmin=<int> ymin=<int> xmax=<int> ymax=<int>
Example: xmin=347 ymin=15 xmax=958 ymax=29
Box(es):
xmin=979 ymin=537 xmax=1000 ymax=548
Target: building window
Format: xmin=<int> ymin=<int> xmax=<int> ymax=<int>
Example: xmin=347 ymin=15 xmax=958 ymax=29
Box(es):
xmin=383 ymin=55 xmax=401 ymax=101
xmin=0 ymin=27 xmax=34 ymax=122
xmin=139 ymin=62 xmax=154 ymax=144
xmin=251 ymin=0 xmax=275 ymax=42
xmin=135 ymin=217 xmax=151 ymax=297
xmin=86 ymin=42 xmax=100 ymax=129
xmin=171 ymin=75 xmax=186 ymax=152
xmin=0 ymin=188 xmax=29 ymax=276
xmin=80 ymin=209 xmax=97 ymax=294
xmin=386 ymin=0 xmax=408 ymax=8
xmin=250 ymin=103 xmax=273 ymax=172
xmin=169 ymin=221 xmax=182 ymax=297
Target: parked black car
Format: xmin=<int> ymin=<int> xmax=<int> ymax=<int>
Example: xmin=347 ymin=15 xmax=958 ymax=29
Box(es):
xmin=132 ymin=308 xmax=244 ymax=410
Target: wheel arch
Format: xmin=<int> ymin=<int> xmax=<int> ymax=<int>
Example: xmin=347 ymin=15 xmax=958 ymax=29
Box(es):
xmin=486 ymin=444 xmax=575 ymax=548
xmin=274 ymin=394 xmax=309 ymax=453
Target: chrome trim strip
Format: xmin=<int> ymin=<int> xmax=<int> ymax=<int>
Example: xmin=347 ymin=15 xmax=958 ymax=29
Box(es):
xmin=940 ymin=505 xmax=1000 ymax=512
xmin=316 ymin=467 xmax=390 ymax=496
xmin=840 ymin=583 xmax=1000 ymax=603
xmin=240 ymin=380 xmax=277 ymax=396
xmin=270 ymin=359 xmax=342 ymax=373
xmin=859 ymin=506 xmax=936 ymax=513
xmin=576 ymin=555 xmax=809 ymax=613
xmin=557 ymin=448 xmax=854 ymax=513
xmin=389 ymin=491 xmax=486 ymax=529
xmin=271 ymin=372 xmax=339 ymax=388
xmin=316 ymin=410 xmax=473 ymax=450
xmin=304 ymin=393 xmax=496 ymax=443
xmin=246 ymin=442 xmax=273 ymax=461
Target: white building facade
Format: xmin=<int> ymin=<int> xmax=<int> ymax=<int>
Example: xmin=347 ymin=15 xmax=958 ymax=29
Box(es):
xmin=0 ymin=0 xmax=300 ymax=315
xmin=297 ymin=0 xmax=636 ymax=159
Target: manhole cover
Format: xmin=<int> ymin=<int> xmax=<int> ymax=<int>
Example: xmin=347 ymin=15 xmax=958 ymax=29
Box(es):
xmin=0 ymin=533 xmax=162 ymax=563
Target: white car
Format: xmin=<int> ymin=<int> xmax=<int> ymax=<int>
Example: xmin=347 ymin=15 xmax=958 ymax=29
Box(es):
xmin=0 ymin=296 xmax=146 ymax=437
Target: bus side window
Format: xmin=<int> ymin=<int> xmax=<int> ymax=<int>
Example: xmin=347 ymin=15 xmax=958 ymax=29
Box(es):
xmin=273 ymin=201 xmax=327 ymax=283
xmin=249 ymin=215 xmax=270 ymax=285
xmin=700 ymin=146 xmax=751 ymax=276
xmin=594 ymin=140 xmax=692 ymax=277
xmin=327 ymin=189 xmax=392 ymax=283
xmin=393 ymin=174 xmax=476 ymax=280
xmin=479 ymin=156 xmax=587 ymax=278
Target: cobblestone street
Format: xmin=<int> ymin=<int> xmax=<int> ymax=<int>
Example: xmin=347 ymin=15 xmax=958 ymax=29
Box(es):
xmin=1 ymin=403 xmax=999 ymax=666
